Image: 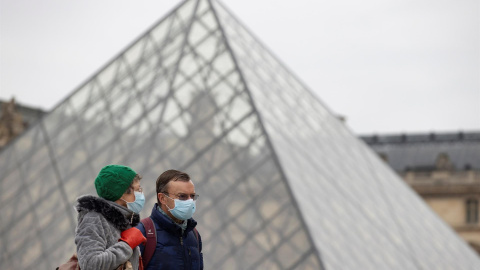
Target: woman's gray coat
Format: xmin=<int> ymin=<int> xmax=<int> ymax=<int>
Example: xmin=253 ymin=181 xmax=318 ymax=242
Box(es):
xmin=75 ymin=195 xmax=141 ymax=270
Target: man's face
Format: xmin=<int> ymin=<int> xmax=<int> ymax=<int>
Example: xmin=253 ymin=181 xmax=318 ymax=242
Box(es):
xmin=159 ymin=180 xmax=196 ymax=211
xmin=157 ymin=181 xmax=195 ymax=223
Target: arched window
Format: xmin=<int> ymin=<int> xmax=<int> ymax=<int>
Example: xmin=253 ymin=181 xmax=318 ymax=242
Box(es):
xmin=466 ymin=199 xmax=479 ymax=224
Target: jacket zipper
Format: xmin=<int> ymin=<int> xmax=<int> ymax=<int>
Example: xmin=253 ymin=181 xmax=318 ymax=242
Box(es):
xmin=180 ymin=235 xmax=188 ymax=269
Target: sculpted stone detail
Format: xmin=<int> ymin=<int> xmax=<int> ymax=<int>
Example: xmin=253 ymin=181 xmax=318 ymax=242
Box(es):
xmin=0 ymin=98 xmax=26 ymax=147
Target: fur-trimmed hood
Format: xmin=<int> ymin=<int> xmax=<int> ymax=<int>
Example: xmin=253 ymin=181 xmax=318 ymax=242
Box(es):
xmin=76 ymin=195 xmax=140 ymax=231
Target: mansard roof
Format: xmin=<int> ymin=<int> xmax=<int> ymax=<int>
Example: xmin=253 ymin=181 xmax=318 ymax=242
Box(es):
xmin=361 ymin=131 xmax=480 ymax=172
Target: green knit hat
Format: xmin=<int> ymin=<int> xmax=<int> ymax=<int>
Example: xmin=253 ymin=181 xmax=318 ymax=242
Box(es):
xmin=94 ymin=165 xmax=137 ymax=201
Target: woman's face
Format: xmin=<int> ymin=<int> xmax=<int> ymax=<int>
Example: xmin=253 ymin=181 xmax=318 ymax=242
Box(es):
xmin=122 ymin=179 xmax=142 ymax=203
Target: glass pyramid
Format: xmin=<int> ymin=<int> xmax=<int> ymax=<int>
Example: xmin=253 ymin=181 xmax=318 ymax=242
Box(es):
xmin=1 ymin=0 xmax=479 ymax=269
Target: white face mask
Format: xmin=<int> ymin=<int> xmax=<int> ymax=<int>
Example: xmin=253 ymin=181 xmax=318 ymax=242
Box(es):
xmin=165 ymin=194 xmax=196 ymax=220
xmin=122 ymin=191 xmax=145 ymax=214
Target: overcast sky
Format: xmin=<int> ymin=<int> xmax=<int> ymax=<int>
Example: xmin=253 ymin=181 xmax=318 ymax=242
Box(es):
xmin=1 ymin=0 xmax=479 ymax=135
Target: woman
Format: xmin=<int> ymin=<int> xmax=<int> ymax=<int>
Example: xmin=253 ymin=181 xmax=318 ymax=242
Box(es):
xmin=75 ymin=164 xmax=146 ymax=270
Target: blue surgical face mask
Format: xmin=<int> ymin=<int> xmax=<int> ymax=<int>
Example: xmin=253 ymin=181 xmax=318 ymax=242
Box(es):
xmin=165 ymin=195 xmax=196 ymax=220
xmin=123 ymin=191 xmax=145 ymax=214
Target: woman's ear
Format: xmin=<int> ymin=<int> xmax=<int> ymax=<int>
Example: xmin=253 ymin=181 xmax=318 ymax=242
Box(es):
xmin=115 ymin=194 xmax=127 ymax=207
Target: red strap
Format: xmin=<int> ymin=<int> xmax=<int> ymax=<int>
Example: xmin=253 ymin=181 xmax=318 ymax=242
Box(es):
xmin=140 ymin=217 xmax=156 ymax=268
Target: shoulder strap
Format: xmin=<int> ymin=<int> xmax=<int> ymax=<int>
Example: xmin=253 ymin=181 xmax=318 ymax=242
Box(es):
xmin=140 ymin=217 xmax=156 ymax=268
xmin=193 ymin=227 xmax=199 ymax=251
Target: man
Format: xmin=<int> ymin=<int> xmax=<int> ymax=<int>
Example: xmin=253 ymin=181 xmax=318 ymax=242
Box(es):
xmin=75 ymin=164 xmax=147 ymax=270
xmin=137 ymin=169 xmax=203 ymax=270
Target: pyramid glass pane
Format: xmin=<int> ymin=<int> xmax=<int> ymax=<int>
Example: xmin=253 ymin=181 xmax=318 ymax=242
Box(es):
xmin=1 ymin=0 xmax=479 ymax=269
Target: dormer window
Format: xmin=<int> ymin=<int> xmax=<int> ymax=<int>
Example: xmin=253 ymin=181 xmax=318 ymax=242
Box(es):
xmin=435 ymin=153 xmax=453 ymax=171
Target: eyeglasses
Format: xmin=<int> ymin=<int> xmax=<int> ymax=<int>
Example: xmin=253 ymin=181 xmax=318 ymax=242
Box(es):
xmin=129 ymin=186 xmax=142 ymax=193
xmin=163 ymin=192 xmax=199 ymax=201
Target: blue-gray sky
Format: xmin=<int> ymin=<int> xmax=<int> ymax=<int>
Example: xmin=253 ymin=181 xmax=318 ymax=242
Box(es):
xmin=1 ymin=0 xmax=479 ymax=135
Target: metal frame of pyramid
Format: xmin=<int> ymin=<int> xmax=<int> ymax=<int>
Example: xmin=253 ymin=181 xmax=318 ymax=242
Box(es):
xmin=1 ymin=0 xmax=479 ymax=269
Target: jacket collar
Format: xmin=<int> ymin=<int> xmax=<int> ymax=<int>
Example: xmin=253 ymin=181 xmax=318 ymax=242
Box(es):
xmin=76 ymin=195 xmax=140 ymax=231
xmin=150 ymin=203 xmax=197 ymax=236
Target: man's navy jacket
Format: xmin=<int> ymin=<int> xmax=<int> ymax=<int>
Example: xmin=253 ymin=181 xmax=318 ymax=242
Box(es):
xmin=137 ymin=204 xmax=203 ymax=270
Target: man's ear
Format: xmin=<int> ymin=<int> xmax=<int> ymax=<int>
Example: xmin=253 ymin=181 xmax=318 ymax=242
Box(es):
xmin=158 ymin=193 xmax=165 ymax=205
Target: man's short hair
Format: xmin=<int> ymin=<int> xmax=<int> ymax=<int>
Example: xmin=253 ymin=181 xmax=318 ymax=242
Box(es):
xmin=156 ymin=169 xmax=191 ymax=204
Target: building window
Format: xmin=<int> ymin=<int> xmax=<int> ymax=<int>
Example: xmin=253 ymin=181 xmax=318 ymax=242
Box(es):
xmin=466 ymin=199 xmax=479 ymax=224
